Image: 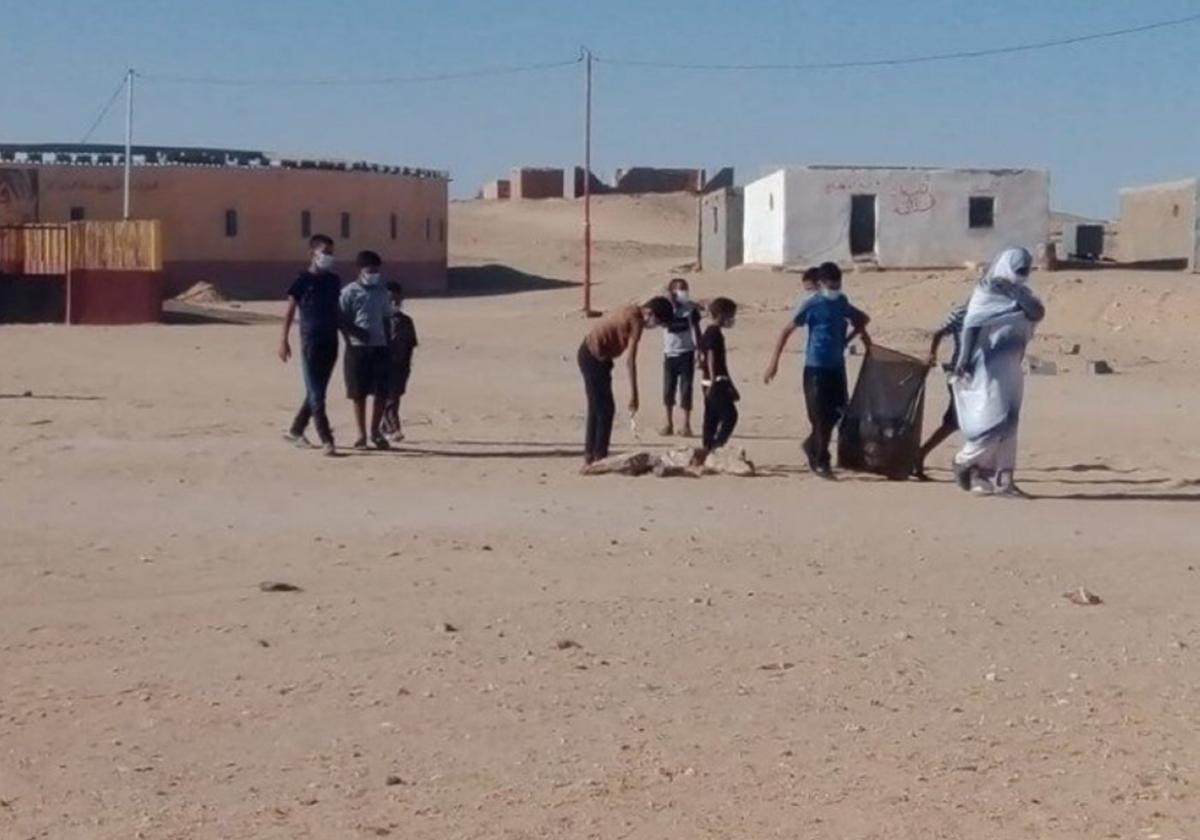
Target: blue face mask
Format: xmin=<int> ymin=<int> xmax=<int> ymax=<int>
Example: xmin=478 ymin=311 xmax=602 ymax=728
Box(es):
xmin=820 ymin=287 xmax=843 ymax=299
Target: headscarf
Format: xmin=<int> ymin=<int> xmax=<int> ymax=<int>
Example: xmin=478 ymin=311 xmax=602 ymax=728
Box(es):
xmin=964 ymin=247 xmax=1033 ymax=329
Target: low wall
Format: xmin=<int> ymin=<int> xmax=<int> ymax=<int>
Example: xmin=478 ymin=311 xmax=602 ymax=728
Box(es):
xmin=511 ymin=168 xmax=564 ymax=199
xmin=68 ymin=270 xmax=163 ymax=324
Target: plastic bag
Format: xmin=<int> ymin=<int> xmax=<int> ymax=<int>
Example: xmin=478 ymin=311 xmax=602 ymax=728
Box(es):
xmin=837 ymin=345 xmax=929 ymax=479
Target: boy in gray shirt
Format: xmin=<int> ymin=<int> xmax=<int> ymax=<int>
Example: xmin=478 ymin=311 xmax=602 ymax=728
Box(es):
xmin=340 ymin=250 xmax=392 ymax=450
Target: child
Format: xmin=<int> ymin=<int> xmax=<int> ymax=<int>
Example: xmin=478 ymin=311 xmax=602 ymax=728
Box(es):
xmin=660 ymin=278 xmax=702 ymax=437
xmin=381 ymin=281 xmax=418 ymax=442
xmin=913 ymin=300 xmax=968 ymax=480
xmin=698 ymin=296 xmax=739 ymax=460
xmin=280 ymin=234 xmax=340 ymax=456
xmin=578 ymin=296 xmax=675 ymax=466
xmin=763 ymin=261 xmax=871 ymax=477
xmin=339 ymin=250 xmax=392 ymax=450
xmin=799 ymin=266 xmax=820 ymax=297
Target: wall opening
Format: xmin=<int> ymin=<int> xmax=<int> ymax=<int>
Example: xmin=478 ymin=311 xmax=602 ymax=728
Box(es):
xmin=224 ymin=209 xmax=238 ymax=238
xmin=390 ymin=213 xmax=398 ymax=240
xmin=850 ymin=194 xmax=876 ymax=256
xmin=340 ymin=212 xmax=351 ymax=239
xmin=969 ymin=196 xmax=996 ymax=229
xmin=711 ymin=206 xmax=719 ymax=234
xmin=425 ymin=217 xmax=431 ymax=241
xmin=300 ymin=210 xmax=311 ymax=239
xmin=69 ymin=206 xmax=86 ymax=221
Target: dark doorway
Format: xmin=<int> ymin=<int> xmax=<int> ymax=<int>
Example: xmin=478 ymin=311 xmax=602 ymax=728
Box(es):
xmin=850 ymin=194 xmax=876 ymax=255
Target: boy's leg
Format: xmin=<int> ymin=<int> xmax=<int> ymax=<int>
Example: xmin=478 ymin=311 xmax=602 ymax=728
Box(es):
xmin=714 ymin=384 xmax=739 ymax=449
xmin=288 ymin=342 xmax=315 ymax=438
xmin=701 ymin=388 xmax=719 ymax=450
xmin=801 ymin=368 xmax=822 ymax=470
xmin=661 ymin=356 xmax=676 ymax=435
xmin=678 ymin=352 xmax=695 ymax=436
xmin=817 ymin=368 xmax=848 ymax=471
xmin=309 ymin=339 xmax=338 ymax=446
xmin=579 ymin=343 xmax=600 ymax=462
xmin=352 ymin=399 xmax=368 ymax=445
xmin=595 ymin=360 xmax=616 ymax=459
xmin=370 ymin=396 xmax=387 ymax=445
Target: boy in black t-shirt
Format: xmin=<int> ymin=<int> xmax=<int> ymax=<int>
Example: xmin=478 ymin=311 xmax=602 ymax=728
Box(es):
xmin=279 ymin=234 xmax=341 ymax=455
xmin=381 ymin=281 xmax=418 ymax=442
xmin=698 ymin=296 xmax=739 ymax=459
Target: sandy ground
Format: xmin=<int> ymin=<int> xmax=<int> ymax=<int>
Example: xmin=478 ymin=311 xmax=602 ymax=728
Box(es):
xmin=2 ymin=194 xmax=1199 ymax=839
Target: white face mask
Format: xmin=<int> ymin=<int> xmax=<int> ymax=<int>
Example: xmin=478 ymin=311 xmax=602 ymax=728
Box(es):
xmin=313 ymin=252 xmax=335 ymax=271
xmin=360 ymin=271 xmax=381 ymax=285
xmin=820 ymin=287 xmax=841 ymax=299
xmin=672 ymin=289 xmax=689 ymax=303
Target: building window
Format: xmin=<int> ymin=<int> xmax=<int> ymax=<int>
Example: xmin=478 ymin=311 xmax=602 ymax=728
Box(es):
xmin=340 ymin=212 xmax=351 ymax=239
xmin=70 ymin=206 xmax=86 ymax=221
xmin=225 ymin=209 xmax=238 ymax=237
xmin=301 ymin=210 xmax=312 ymax=239
xmin=711 ymin=206 xmax=719 ymax=234
xmin=968 ymin=196 xmax=995 ymax=229
xmin=390 ymin=213 xmax=398 ymax=240
xmin=438 ymin=218 xmax=445 ymax=243
xmin=768 ymin=193 xmax=774 ymax=211
xmin=425 ymin=217 xmax=431 ymax=241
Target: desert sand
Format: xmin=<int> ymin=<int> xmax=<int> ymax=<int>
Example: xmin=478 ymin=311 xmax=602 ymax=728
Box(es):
xmin=2 ymin=193 xmax=1199 ymax=839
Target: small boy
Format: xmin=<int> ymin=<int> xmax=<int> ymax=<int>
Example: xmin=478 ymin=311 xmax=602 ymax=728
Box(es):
xmin=660 ymin=278 xmax=703 ymax=437
xmin=913 ymin=300 xmax=968 ymax=480
xmin=339 ymin=250 xmax=392 ymax=450
xmin=799 ymin=266 xmax=820 ymax=297
xmin=381 ymin=281 xmax=418 ymax=442
xmin=763 ymin=261 xmax=871 ymax=477
xmin=698 ymin=296 xmax=739 ymax=460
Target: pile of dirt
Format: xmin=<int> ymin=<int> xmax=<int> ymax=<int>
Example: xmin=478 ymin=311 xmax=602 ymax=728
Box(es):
xmin=173 ymin=281 xmax=228 ymax=305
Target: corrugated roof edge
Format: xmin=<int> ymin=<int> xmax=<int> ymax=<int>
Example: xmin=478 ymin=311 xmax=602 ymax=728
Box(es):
xmin=0 ymin=143 xmax=449 ymax=180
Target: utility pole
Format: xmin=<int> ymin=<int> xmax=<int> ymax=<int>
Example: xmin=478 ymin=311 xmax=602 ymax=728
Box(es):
xmin=123 ymin=68 xmax=134 ymax=220
xmin=582 ymin=47 xmax=593 ymax=314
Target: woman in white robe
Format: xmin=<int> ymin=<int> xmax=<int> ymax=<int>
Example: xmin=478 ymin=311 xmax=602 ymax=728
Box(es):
xmin=951 ymin=247 xmax=1045 ymax=496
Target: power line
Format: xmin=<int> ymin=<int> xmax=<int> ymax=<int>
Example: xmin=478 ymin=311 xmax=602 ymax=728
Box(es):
xmin=135 ymin=55 xmax=583 ymax=87
xmin=595 ymin=11 xmax=1200 ymax=71
xmin=79 ymin=74 xmax=128 ymax=143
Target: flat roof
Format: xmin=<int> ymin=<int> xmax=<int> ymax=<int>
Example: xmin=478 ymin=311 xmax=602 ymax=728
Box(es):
xmin=761 ymin=164 xmax=1044 ymax=177
xmin=0 ymin=143 xmax=448 ymax=180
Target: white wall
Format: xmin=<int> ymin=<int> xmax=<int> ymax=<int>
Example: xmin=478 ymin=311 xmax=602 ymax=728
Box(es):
xmin=742 ymin=170 xmax=786 ymax=265
xmin=771 ymin=167 xmax=1049 ymax=268
xmin=1117 ymin=179 xmax=1199 ymax=270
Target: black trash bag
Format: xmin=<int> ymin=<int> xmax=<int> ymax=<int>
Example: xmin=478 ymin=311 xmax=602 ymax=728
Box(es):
xmin=837 ymin=345 xmax=929 ymax=480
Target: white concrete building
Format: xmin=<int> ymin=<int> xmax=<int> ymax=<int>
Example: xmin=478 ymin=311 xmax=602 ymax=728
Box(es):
xmin=742 ymin=165 xmax=1049 ymax=269
xmin=1117 ymin=178 xmax=1199 ymax=271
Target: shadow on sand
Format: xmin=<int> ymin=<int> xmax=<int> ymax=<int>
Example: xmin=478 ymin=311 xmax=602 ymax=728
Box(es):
xmin=445 ymin=265 xmax=578 ymax=297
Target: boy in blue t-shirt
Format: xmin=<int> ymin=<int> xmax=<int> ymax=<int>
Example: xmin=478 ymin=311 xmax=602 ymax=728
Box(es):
xmin=763 ymin=262 xmax=871 ymax=477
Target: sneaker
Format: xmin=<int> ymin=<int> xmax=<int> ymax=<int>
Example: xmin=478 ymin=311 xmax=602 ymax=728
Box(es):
xmin=679 ymin=425 xmax=694 ymax=438
xmin=953 ymin=462 xmax=974 ymax=492
xmin=321 ymin=442 xmax=337 ymax=457
xmin=389 ymin=431 xmax=406 ymax=443
xmin=352 ymin=438 xmax=368 ymax=451
xmin=802 ymin=438 xmax=819 ymax=473
xmin=658 ymin=425 xmax=674 ymax=437
xmin=283 ymin=431 xmax=314 ymax=449
xmin=372 ymin=435 xmax=391 ymax=451
xmin=970 ymin=476 xmax=995 ymax=496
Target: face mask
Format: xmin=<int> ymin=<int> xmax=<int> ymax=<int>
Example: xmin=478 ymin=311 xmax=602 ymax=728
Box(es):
xmin=360 ymin=271 xmax=381 ymax=285
xmin=672 ymin=289 xmax=689 ymax=303
xmin=820 ymin=287 xmax=841 ymax=299
xmin=726 ymin=317 xmax=736 ymax=329
xmin=313 ymin=252 xmax=335 ymax=271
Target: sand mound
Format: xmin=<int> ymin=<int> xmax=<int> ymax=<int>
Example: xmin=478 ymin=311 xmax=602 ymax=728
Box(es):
xmin=174 ymin=281 xmax=228 ymax=304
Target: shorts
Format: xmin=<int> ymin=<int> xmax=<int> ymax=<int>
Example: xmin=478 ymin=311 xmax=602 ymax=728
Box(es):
xmin=941 ymin=384 xmax=959 ymax=430
xmin=388 ymin=364 xmax=411 ymax=400
xmin=662 ymin=352 xmax=695 ymax=410
xmin=344 ymin=345 xmax=390 ymax=400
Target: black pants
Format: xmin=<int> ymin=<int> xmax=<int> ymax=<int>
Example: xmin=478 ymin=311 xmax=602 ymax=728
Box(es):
xmin=662 ymin=352 xmax=695 ymax=410
xmin=803 ymin=366 xmax=848 ymax=468
xmin=578 ymin=342 xmax=615 ymax=461
xmin=702 ymin=380 xmax=739 ymax=450
xmin=291 ymin=336 xmax=339 ymax=444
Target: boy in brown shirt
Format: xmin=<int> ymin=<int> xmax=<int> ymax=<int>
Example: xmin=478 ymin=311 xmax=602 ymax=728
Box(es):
xmin=578 ymin=297 xmax=674 ymax=465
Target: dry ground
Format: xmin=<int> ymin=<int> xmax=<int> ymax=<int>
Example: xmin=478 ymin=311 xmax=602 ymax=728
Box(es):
xmin=2 ymin=194 xmax=1198 ymax=839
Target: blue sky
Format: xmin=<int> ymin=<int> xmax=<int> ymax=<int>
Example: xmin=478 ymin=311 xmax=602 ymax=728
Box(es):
xmin=2 ymin=0 xmax=1198 ymax=217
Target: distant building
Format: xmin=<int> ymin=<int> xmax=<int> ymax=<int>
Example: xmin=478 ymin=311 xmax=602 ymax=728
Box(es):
xmin=699 ymin=187 xmax=743 ymax=272
xmin=1117 ymin=178 xmax=1199 ymax=271
xmin=0 ymin=143 xmax=449 ymax=298
xmin=742 ymin=165 xmax=1049 ymax=269
xmin=482 ymin=179 xmax=511 ymax=200
xmin=510 ymin=167 xmax=564 ymax=199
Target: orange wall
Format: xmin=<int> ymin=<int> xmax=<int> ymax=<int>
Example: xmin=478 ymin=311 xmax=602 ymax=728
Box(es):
xmin=11 ymin=164 xmax=447 ymax=264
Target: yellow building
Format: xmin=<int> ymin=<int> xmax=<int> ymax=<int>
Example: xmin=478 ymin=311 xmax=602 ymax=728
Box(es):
xmin=0 ymin=144 xmax=449 ymax=297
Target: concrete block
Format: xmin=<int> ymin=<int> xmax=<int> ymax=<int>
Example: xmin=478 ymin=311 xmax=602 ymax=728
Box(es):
xmin=1086 ymin=360 xmax=1114 ymax=375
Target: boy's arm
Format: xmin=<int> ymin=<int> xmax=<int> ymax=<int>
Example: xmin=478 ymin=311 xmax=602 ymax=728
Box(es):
xmin=626 ymin=320 xmax=643 ymax=414
xmin=763 ymin=323 xmax=796 ymax=384
xmin=690 ymin=310 xmax=704 ymax=366
xmin=279 ymin=298 xmax=297 ymax=362
xmin=926 ymin=329 xmax=946 ymax=367
xmin=846 ymin=306 xmax=872 ymax=349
